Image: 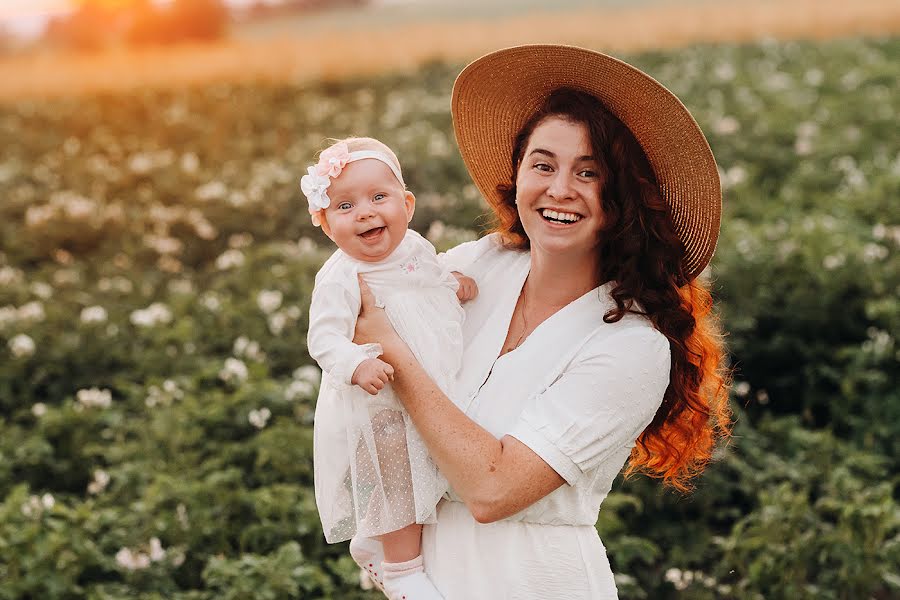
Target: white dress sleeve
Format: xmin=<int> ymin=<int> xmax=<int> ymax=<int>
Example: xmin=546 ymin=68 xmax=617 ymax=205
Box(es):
xmin=507 ymin=326 xmax=671 ymax=485
xmin=307 ymin=281 xmax=383 ymax=387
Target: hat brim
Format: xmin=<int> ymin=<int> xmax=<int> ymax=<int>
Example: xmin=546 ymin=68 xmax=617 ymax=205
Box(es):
xmin=451 ymin=44 xmax=721 ymax=280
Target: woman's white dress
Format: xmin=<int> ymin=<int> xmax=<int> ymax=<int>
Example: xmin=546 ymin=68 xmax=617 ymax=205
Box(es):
xmin=424 ymin=234 xmax=671 ymax=599
xmin=309 ymin=229 xmax=464 ymax=543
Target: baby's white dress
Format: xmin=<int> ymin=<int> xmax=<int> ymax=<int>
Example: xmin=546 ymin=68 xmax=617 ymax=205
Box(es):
xmin=423 ymin=234 xmax=671 ymax=599
xmin=309 ymin=229 xmax=464 ymax=544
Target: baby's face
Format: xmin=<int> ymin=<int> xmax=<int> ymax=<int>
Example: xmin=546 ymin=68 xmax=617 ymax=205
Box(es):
xmin=320 ymin=159 xmax=415 ymax=263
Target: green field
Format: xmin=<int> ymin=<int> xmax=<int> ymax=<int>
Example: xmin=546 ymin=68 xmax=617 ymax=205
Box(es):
xmin=0 ymin=35 xmax=898 ymax=599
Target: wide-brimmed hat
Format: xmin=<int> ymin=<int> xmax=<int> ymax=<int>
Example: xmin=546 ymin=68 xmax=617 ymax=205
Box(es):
xmin=451 ymin=44 xmax=721 ymax=280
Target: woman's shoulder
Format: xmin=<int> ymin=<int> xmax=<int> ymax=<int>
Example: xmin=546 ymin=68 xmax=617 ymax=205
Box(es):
xmin=438 ymin=232 xmax=524 ymax=274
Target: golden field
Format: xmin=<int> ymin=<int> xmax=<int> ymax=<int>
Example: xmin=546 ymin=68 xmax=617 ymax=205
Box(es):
xmin=2 ymin=0 xmax=900 ymax=101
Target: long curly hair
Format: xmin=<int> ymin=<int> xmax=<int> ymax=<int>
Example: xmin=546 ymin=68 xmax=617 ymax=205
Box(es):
xmin=492 ymin=88 xmax=732 ymax=491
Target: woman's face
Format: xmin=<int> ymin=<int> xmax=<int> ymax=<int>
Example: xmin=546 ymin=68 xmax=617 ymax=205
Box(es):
xmin=514 ymin=116 xmax=604 ymax=260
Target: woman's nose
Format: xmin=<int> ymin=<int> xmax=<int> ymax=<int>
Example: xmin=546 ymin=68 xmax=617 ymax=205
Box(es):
xmin=547 ymin=171 xmax=575 ymax=200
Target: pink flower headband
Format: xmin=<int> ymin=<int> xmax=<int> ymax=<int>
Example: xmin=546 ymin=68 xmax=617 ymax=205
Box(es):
xmin=300 ymin=142 xmax=405 ymax=226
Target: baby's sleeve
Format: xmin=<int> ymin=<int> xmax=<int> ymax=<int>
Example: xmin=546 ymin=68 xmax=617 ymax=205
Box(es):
xmin=506 ymin=327 xmax=671 ymax=485
xmin=307 ymin=281 xmax=383 ymax=387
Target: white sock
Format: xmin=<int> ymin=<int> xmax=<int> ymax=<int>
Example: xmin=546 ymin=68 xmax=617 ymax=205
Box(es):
xmin=349 ymin=536 xmax=385 ymax=591
xmin=382 ymin=555 xmax=444 ymax=600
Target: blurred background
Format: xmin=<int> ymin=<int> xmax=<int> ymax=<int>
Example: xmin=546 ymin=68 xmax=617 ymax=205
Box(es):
xmin=1 ymin=1 xmax=898 ymax=599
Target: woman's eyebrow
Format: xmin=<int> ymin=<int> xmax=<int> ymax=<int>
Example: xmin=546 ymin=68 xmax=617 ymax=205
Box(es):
xmin=528 ymin=148 xmax=597 ymax=162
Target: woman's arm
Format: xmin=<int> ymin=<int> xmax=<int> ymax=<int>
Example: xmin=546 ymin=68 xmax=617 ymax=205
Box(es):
xmin=354 ymin=275 xmax=564 ymax=523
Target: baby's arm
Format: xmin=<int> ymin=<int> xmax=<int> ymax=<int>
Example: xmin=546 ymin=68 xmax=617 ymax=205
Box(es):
xmin=307 ymin=281 xmax=390 ymax=394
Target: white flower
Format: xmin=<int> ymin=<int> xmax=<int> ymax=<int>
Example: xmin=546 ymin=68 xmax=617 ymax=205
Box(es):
xmin=201 ymin=293 xmax=221 ymax=312
xmin=359 ymin=568 xmax=375 ymax=590
xmin=149 ymin=537 xmax=166 ymax=562
xmin=195 ymin=180 xmax=228 ymax=201
xmin=87 ymin=469 xmax=110 ymax=494
xmin=21 ymin=495 xmax=42 ymax=518
xmin=41 ymin=493 xmax=55 ymax=510
xmin=32 ymin=403 xmax=47 ymax=417
xmin=228 ymin=233 xmax=253 ymax=248
xmin=233 ymin=336 xmax=266 ymax=361
xmin=0 ymin=266 xmax=24 ymax=285
xmin=180 ymin=152 xmax=199 ymax=174
xmin=80 ymin=306 xmax=108 ymax=324
xmin=300 ymin=166 xmax=332 ymax=211
xmin=215 ymin=249 xmax=245 ymax=270
xmin=296 ymin=237 xmax=317 ymax=255
xmin=17 ymin=301 xmax=45 ymax=322
xmin=115 ymin=547 xmax=151 ymax=571
xmin=285 ymin=379 xmax=315 ymax=401
xmin=733 ymin=382 xmax=750 ymax=398
xmin=822 ymin=254 xmax=845 ymax=270
xmin=219 ymin=357 xmax=249 ymax=384
xmin=248 ymin=407 xmax=271 ymax=429
xmin=257 ymin=290 xmax=283 ymax=314
xmin=862 ymin=243 xmax=888 ymax=263
xmin=0 ymin=305 xmax=18 ymax=328
xmin=9 ymin=334 xmax=36 ymax=358
xmin=293 ymin=365 xmax=321 ymax=384
xmin=176 ymin=503 xmax=189 ymax=530
xmin=712 ymin=115 xmax=740 ymax=135
xmin=77 ymin=387 xmax=113 ymax=409
xmin=267 ymin=312 xmax=287 ymax=336
xmin=129 ymin=153 xmax=154 ymax=175
xmin=129 ymin=303 xmax=173 ymax=327
xmin=30 ymin=282 xmax=53 ymax=299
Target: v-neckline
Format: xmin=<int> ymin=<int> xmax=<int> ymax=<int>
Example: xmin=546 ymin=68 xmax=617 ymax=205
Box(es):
xmin=493 ymin=264 xmax=609 ymax=365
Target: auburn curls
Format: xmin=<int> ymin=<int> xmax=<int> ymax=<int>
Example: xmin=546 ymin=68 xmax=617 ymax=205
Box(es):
xmin=492 ymin=88 xmax=732 ymax=491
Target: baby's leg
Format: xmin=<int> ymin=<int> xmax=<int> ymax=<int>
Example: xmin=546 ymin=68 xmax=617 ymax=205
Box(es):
xmin=379 ymin=523 xmax=422 ymax=563
xmin=370 ymin=408 xmax=416 ymax=527
xmin=378 ymin=524 xmax=442 ymax=600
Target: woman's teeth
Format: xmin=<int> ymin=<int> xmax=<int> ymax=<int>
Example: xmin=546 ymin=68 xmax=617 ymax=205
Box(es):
xmin=541 ymin=209 xmax=582 ymax=223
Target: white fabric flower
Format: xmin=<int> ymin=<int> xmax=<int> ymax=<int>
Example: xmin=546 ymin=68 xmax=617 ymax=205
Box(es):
xmin=300 ymin=166 xmax=331 ymax=212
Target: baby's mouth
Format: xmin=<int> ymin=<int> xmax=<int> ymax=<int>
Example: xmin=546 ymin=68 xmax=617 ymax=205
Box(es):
xmin=359 ymin=226 xmax=385 ymax=240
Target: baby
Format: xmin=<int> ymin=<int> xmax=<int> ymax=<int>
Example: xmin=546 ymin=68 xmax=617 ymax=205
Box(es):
xmin=303 ymin=137 xmax=476 ymax=600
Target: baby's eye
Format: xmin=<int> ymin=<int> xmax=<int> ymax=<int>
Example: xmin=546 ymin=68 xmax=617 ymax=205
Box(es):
xmin=373 ymin=193 xmax=387 ymax=201
xmin=337 ymin=202 xmax=352 ymax=210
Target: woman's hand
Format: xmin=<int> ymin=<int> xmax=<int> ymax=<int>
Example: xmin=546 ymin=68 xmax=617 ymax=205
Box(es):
xmin=353 ymin=274 xmax=403 ymax=356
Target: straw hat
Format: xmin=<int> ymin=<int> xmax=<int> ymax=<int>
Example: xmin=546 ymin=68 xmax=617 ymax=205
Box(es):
xmin=451 ymin=44 xmax=721 ymax=280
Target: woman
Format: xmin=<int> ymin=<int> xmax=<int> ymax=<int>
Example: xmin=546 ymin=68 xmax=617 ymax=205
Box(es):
xmin=352 ymin=45 xmax=732 ymax=599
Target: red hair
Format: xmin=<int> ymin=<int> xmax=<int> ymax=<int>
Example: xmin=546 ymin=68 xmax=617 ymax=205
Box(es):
xmin=492 ymin=88 xmax=732 ymax=491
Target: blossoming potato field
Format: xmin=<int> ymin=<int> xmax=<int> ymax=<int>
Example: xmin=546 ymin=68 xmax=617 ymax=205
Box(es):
xmin=1 ymin=36 xmax=898 ymax=599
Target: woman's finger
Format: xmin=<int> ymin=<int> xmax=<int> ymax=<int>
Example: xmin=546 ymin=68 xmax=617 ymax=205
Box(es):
xmin=357 ymin=273 xmax=375 ymax=313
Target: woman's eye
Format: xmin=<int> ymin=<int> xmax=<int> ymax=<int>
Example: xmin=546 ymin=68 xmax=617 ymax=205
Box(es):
xmin=578 ymin=170 xmax=597 ymax=178
xmin=534 ymin=163 xmax=553 ymax=172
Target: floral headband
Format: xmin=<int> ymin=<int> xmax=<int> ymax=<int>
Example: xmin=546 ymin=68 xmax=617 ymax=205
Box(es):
xmin=300 ymin=142 xmax=405 ymax=226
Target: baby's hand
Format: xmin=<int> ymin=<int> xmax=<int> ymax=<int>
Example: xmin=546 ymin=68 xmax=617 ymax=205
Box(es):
xmin=351 ymin=357 xmax=395 ymax=395
xmin=452 ymin=271 xmax=478 ymax=303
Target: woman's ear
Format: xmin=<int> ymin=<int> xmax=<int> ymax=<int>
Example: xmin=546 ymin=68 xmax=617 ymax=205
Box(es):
xmin=404 ymin=191 xmax=416 ymax=222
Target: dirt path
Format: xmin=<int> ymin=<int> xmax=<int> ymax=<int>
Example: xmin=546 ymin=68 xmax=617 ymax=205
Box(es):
xmin=2 ymin=0 xmax=898 ymax=101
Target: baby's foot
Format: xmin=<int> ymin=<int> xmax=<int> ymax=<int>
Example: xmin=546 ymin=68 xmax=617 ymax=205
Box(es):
xmin=349 ymin=536 xmax=385 ymax=592
xmin=382 ymin=555 xmax=443 ymax=600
